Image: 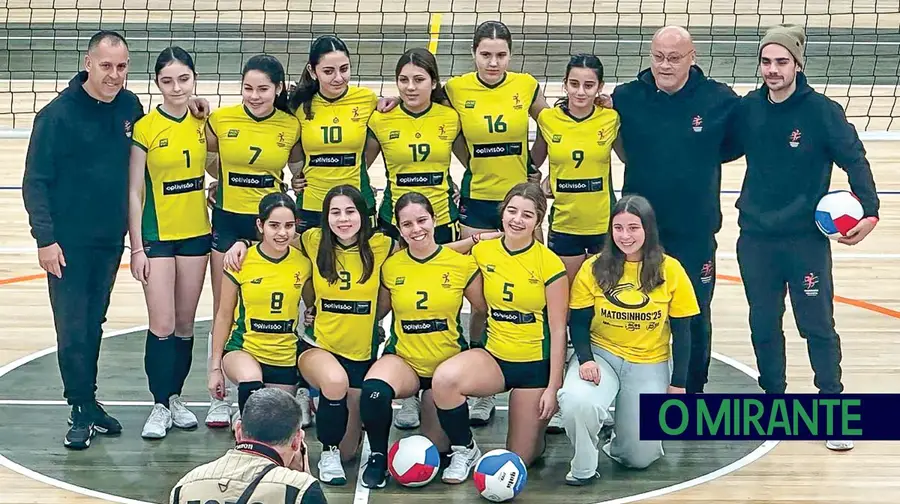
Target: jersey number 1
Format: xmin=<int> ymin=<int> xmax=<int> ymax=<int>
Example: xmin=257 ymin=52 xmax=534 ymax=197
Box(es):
xmin=182 ymin=150 xmax=191 ymax=168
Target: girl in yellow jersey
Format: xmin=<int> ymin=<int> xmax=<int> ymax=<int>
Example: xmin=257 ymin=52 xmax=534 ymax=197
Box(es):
xmin=358 ymin=192 xmax=488 ymax=489
xmin=557 ymin=195 xmax=698 ymax=484
xmin=366 ymin=48 xmax=461 ymax=244
xmin=534 ymin=54 xmax=620 ymax=282
xmin=128 ymin=47 xmax=210 ymax=440
xmin=208 ymin=193 xmax=313 ymax=422
xmin=430 ymin=183 xmax=569 ymax=484
xmin=288 ymin=35 xmax=380 ymax=230
xmin=203 ymin=54 xmax=303 ymax=427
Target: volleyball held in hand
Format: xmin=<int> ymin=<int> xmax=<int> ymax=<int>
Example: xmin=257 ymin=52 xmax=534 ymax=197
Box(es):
xmin=387 ymin=435 xmax=441 ymax=487
xmin=815 ymin=190 xmax=864 ymax=239
xmin=473 ymin=449 xmax=527 ymax=502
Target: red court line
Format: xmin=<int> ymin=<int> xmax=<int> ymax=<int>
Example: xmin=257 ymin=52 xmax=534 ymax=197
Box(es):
xmin=2 ymin=268 xmax=899 ymax=320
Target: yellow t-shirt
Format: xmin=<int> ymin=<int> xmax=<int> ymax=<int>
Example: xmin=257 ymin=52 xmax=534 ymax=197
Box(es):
xmin=569 ymin=254 xmax=700 ymax=363
xmin=537 ymin=105 xmax=620 ymax=235
xmin=368 ymin=103 xmax=460 ymax=227
xmin=208 ymin=104 xmax=301 ymax=215
xmin=472 ymin=239 xmax=566 ymax=362
xmin=301 ymin=228 xmax=395 ymax=361
xmin=223 ymin=245 xmax=313 ymax=367
xmin=445 ymin=71 xmax=539 ymax=201
xmin=132 ymin=105 xmax=211 ymax=241
xmin=381 ymin=246 xmax=479 ymax=377
xmin=296 ymin=86 xmax=378 ymax=213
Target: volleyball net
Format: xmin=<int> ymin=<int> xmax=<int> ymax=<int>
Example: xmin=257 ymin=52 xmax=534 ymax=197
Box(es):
xmin=1 ymin=0 xmax=899 ymax=137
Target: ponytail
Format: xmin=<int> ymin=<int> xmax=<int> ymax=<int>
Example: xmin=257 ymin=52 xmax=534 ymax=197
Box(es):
xmin=242 ymin=54 xmax=290 ymax=113
xmin=288 ymin=35 xmax=351 ymax=120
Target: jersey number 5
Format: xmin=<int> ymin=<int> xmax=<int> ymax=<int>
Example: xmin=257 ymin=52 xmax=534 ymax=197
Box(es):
xmin=270 ymin=292 xmax=284 ymax=313
xmin=502 ymin=282 xmax=514 ymax=302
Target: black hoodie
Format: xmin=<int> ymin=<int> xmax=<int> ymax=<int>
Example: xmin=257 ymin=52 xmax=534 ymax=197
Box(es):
xmin=22 ymin=71 xmax=144 ymax=248
xmin=733 ymin=72 xmax=880 ymax=237
xmin=612 ymin=66 xmax=741 ymax=238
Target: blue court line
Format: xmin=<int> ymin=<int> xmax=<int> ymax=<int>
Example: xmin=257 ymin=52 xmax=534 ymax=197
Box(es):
xmin=2 ymin=186 xmax=900 ymax=195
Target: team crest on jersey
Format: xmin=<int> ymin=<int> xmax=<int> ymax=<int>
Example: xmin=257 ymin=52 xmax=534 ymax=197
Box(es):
xmin=692 ymin=115 xmax=703 ymax=132
xmin=294 ymin=271 xmax=304 ymax=287
xmin=390 ymin=130 xmax=400 ymax=140
xmin=124 ymin=120 xmax=132 ymax=138
xmin=442 ymin=272 xmax=451 ymax=288
xmin=395 ymin=277 xmax=405 ymax=285
xmin=438 ymin=125 xmax=448 ymax=140
xmin=552 ymin=134 xmax=562 ymax=143
xmin=789 ymin=129 xmax=801 ymax=148
xmin=196 ymin=127 xmax=205 ymax=144
xmin=465 ymin=100 xmax=476 ymax=109
xmin=227 ymin=129 xmax=239 ymax=138
xmin=158 ymin=138 xmax=169 ymax=148
xmin=277 ymin=132 xmax=286 ymax=148
xmin=512 ymin=93 xmax=523 ymax=110
xmin=351 ymin=107 xmax=362 ymax=122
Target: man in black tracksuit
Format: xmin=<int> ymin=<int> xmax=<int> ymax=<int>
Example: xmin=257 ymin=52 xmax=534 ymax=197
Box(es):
xmin=733 ymin=25 xmax=878 ymax=450
xmin=612 ymin=26 xmax=742 ymax=393
xmin=22 ymin=31 xmax=144 ymax=450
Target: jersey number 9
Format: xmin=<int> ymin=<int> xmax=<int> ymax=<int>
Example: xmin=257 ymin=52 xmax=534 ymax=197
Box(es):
xmin=339 ymin=271 xmax=351 ymax=290
xmin=572 ymin=150 xmax=584 ymax=168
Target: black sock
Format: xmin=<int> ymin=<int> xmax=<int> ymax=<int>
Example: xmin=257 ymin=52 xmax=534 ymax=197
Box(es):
xmin=436 ymin=402 xmax=473 ymax=447
xmin=317 ymin=393 xmax=348 ymax=449
xmin=238 ymin=381 xmax=264 ymax=414
xmin=144 ymin=330 xmax=175 ymax=408
xmin=359 ymin=379 xmax=395 ymax=455
xmin=172 ymin=336 xmax=194 ymax=397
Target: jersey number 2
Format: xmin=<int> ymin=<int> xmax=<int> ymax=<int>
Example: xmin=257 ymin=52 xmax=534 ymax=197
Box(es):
xmin=416 ymin=291 xmax=428 ymax=310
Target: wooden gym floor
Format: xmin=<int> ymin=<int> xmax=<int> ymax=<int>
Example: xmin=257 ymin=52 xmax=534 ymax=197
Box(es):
xmin=2 ymin=1 xmax=900 ymax=503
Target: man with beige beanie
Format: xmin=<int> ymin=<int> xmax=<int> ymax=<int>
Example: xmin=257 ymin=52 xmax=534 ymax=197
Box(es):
xmin=730 ymin=24 xmax=881 ymax=452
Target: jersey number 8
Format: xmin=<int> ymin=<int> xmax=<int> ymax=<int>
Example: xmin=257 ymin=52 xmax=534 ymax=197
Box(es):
xmin=270 ymin=292 xmax=284 ymax=313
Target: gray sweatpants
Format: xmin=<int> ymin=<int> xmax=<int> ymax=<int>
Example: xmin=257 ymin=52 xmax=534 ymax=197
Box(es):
xmin=556 ymin=345 xmax=668 ymax=477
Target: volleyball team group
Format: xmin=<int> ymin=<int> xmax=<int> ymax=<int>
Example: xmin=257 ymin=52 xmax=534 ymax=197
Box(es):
xmin=33 ymin=16 xmax=882 ymax=494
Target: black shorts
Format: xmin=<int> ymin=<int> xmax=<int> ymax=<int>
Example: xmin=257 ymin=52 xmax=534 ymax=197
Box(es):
xmin=547 ymin=230 xmax=606 ymax=257
xmin=418 ymin=376 xmax=433 ymax=392
xmin=211 ymin=208 xmax=258 ymax=253
xmin=297 ymin=339 xmax=375 ymax=389
xmin=223 ymin=349 xmax=300 ymax=385
xmin=458 ymin=197 xmax=502 ymax=231
xmin=378 ymin=218 xmax=460 ymax=245
xmin=490 ymin=353 xmax=550 ymax=390
xmin=143 ymin=234 xmax=211 ymax=258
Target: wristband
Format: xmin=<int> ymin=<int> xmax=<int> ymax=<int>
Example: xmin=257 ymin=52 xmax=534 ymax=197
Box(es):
xmin=238 ymin=238 xmax=252 ymax=247
xmin=131 ymin=247 xmax=145 ymax=256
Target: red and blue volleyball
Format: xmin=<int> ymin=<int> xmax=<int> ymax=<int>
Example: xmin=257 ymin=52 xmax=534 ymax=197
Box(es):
xmin=473 ymin=449 xmax=527 ymax=502
xmin=815 ymin=190 xmax=864 ymax=240
xmin=387 ymin=435 xmax=441 ymax=487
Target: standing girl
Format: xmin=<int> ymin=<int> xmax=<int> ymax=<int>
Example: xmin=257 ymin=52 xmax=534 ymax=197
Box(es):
xmin=128 ymin=47 xmax=210 ymax=439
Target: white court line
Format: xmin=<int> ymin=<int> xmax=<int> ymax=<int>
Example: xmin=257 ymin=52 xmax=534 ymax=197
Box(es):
xmin=2 ymin=35 xmax=897 ymax=45
xmin=0 ymin=318 xmax=777 ymax=504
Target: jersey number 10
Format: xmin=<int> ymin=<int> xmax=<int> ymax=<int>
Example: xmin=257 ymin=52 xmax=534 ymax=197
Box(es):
xmin=321 ymin=126 xmax=343 ymax=144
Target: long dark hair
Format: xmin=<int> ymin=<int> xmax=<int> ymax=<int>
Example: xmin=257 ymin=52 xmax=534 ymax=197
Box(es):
xmin=317 ymin=185 xmax=375 ymax=284
xmin=289 ymin=35 xmax=351 ymax=120
xmin=154 ymin=46 xmax=196 ymax=80
xmin=242 ymin=54 xmax=289 ymax=113
xmin=395 ymin=48 xmax=447 ymax=106
xmin=592 ymin=195 xmax=665 ymax=295
xmin=472 ymin=20 xmax=513 ymax=52
xmin=555 ymin=53 xmax=604 ymax=109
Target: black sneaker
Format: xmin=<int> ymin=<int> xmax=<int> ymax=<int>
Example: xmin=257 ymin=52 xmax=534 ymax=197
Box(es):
xmin=87 ymin=401 xmax=122 ymax=435
xmin=64 ymin=404 xmax=95 ymax=450
xmin=361 ymin=452 xmax=389 ymax=489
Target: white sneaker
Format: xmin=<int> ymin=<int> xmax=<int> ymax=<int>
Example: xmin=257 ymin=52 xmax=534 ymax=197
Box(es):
xmin=393 ymin=396 xmax=421 ymax=429
xmin=442 ymin=440 xmax=481 ymax=484
xmin=547 ymin=409 xmax=564 ymax=433
xmin=826 ymin=440 xmax=854 ymax=451
xmin=169 ymin=395 xmax=198 ymax=429
xmin=205 ymin=398 xmax=231 ymax=428
xmin=468 ymin=396 xmax=496 ymax=426
xmin=141 ymin=404 xmax=173 ymax=439
xmin=318 ymin=446 xmax=347 ymax=485
xmin=296 ymin=388 xmax=313 ymax=428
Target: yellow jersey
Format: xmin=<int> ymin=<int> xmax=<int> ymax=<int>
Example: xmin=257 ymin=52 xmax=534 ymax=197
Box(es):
xmin=132 ymin=105 xmax=210 ymax=241
xmin=445 ymin=71 xmax=539 ymax=201
xmin=538 ymin=105 xmax=620 ymax=235
xmin=301 ymin=228 xmax=395 ymax=361
xmin=296 ymin=86 xmax=378 ymax=213
xmin=472 ymin=238 xmax=566 ymax=362
xmin=368 ymin=103 xmax=460 ymax=227
xmin=381 ymin=246 xmax=478 ymax=377
xmin=209 ymin=104 xmax=301 ymax=215
xmin=569 ymin=254 xmax=700 ymax=364
xmin=223 ymin=245 xmax=313 ymax=367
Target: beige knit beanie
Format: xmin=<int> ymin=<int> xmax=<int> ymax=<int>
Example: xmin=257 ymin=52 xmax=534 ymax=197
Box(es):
xmin=759 ymin=24 xmax=806 ymax=68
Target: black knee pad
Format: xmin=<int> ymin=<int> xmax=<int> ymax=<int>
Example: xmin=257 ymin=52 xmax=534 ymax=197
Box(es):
xmin=361 ymin=378 xmax=395 ymax=409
